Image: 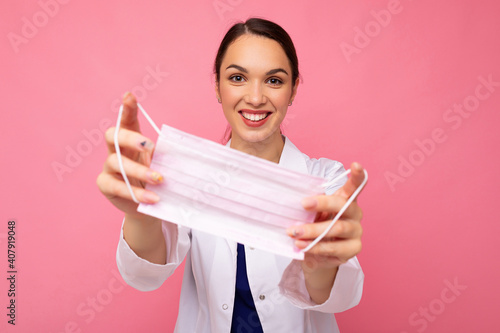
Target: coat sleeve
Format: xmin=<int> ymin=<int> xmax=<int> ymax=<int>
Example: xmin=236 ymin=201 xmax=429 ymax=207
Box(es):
xmin=278 ymin=257 xmax=364 ymax=313
xmin=279 ymin=156 xmax=364 ymax=312
xmin=116 ymin=219 xmax=191 ymax=291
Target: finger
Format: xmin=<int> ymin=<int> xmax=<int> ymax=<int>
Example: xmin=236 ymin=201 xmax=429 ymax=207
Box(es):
xmin=120 ymin=92 xmax=141 ymax=132
xmin=104 ymin=153 xmax=164 ymax=186
xmin=301 ymin=195 xmax=362 ymax=219
xmin=105 ymin=92 xmax=142 ymax=153
xmin=296 ymin=238 xmax=362 ymax=260
xmin=105 ymin=126 xmax=155 ymax=154
xmin=302 ymin=254 xmax=343 ymax=270
xmin=335 ymin=162 xmax=366 ymax=200
xmin=328 ymin=220 xmax=363 ymax=239
xmin=97 ymin=172 xmax=160 ymax=204
xmin=287 ymin=217 xmax=362 ymax=240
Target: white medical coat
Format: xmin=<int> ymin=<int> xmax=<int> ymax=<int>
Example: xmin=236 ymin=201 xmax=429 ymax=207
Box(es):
xmin=116 ymin=137 xmax=364 ymax=332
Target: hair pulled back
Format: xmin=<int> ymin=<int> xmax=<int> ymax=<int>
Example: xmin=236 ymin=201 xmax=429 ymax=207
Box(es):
xmin=214 ymin=18 xmax=299 ymax=87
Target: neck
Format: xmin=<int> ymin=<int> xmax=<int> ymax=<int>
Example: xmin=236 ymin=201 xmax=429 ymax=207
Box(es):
xmin=229 ymin=132 xmax=285 ymax=163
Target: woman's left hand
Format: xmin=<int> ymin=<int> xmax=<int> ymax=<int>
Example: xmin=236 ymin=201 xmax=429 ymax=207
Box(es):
xmin=286 ymin=162 xmax=366 ymax=303
xmin=287 ymin=162 xmax=366 ymax=271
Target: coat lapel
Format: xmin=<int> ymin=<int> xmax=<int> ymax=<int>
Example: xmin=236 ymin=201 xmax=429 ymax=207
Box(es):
xmin=279 ymin=137 xmax=309 ymax=174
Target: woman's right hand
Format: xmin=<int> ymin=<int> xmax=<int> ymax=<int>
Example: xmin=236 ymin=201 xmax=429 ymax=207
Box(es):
xmin=96 ymin=92 xmax=164 ymax=218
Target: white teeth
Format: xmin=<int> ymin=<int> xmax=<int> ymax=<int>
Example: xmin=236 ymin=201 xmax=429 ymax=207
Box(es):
xmin=242 ymin=112 xmax=268 ymax=121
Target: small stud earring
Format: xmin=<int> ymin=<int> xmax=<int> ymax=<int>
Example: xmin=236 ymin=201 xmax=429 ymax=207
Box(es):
xmin=288 ymin=101 xmax=293 ymax=106
xmin=217 ymin=98 xmax=222 ymax=103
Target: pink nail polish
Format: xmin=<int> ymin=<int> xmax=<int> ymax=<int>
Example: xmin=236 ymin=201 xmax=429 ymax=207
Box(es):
xmin=301 ymin=197 xmax=317 ymax=208
xmin=142 ymin=191 xmax=160 ymax=203
xmin=295 ymin=240 xmax=308 ymax=249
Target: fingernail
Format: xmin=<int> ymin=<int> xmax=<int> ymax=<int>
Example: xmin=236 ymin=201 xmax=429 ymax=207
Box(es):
xmin=139 ymin=139 xmax=155 ymax=151
xmin=287 ymin=226 xmax=304 ymax=237
xmin=147 ymin=171 xmax=164 ymax=184
xmin=294 ymin=240 xmax=309 ymax=249
xmin=142 ymin=191 xmax=160 ymax=203
xmin=123 ymin=91 xmax=132 ymax=99
xmin=301 ymin=197 xmax=317 ymax=208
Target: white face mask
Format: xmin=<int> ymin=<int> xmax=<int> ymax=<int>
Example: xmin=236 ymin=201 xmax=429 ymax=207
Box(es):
xmin=114 ymin=104 xmax=368 ymax=259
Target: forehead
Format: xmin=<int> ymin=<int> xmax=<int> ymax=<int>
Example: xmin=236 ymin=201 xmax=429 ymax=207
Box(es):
xmin=222 ymin=34 xmax=290 ymax=71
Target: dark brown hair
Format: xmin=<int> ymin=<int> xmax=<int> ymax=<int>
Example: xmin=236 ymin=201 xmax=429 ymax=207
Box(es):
xmin=214 ymin=18 xmax=299 ymax=86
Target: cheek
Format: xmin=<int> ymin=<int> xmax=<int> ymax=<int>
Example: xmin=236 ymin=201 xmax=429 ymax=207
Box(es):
xmin=220 ymin=84 xmax=238 ymax=102
xmin=270 ymin=90 xmax=292 ymax=108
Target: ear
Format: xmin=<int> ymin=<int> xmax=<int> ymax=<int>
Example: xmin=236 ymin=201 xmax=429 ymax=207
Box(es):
xmin=290 ymin=77 xmax=300 ymax=104
xmin=215 ymin=81 xmax=221 ymax=101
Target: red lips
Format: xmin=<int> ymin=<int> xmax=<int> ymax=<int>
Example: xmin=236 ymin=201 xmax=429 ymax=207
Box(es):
xmin=239 ymin=109 xmax=271 ymax=128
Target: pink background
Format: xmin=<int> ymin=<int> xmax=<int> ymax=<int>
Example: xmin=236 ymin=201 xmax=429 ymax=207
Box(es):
xmin=1 ymin=0 xmax=499 ymax=332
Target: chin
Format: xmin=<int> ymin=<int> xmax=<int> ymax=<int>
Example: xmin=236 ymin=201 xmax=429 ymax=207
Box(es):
xmin=237 ymin=128 xmax=278 ymax=144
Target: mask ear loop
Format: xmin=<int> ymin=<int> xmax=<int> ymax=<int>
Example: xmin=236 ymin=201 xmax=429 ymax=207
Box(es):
xmin=114 ymin=103 xmax=163 ymax=204
xmin=115 ymin=103 xmax=368 ymax=253
xmin=300 ymin=169 xmax=368 ymax=253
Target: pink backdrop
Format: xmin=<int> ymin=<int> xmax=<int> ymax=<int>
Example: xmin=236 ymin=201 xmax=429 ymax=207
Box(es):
xmin=1 ymin=0 xmax=499 ymax=332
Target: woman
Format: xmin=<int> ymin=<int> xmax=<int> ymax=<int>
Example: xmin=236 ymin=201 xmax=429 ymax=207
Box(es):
xmin=97 ymin=18 xmax=366 ymax=332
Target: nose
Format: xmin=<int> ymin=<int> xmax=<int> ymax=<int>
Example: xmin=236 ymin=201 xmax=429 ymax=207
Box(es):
xmin=244 ymin=81 xmax=267 ymax=106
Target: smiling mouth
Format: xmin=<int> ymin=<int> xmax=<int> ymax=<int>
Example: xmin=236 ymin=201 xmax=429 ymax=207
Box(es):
xmin=239 ymin=111 xmax=271 ymax=122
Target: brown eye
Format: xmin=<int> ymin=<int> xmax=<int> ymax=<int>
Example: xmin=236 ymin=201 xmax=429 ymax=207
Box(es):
xmin=267 ymin=77 xmax=283 ymax=86
xmin=230 ymin=75 xmax=244 ymax=82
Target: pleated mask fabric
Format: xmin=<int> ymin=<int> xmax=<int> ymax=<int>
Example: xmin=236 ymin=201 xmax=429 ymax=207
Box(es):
xmin=114 ymin=103 xmax=368 ymax=259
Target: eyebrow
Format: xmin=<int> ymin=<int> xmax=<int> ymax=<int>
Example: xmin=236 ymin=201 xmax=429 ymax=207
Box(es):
xmin=225 ymin=64 xmax=289 ymax=76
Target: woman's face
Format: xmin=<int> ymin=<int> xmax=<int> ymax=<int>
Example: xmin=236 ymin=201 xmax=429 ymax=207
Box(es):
xmin=216 ymin=34 xmax=298 ymax=145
